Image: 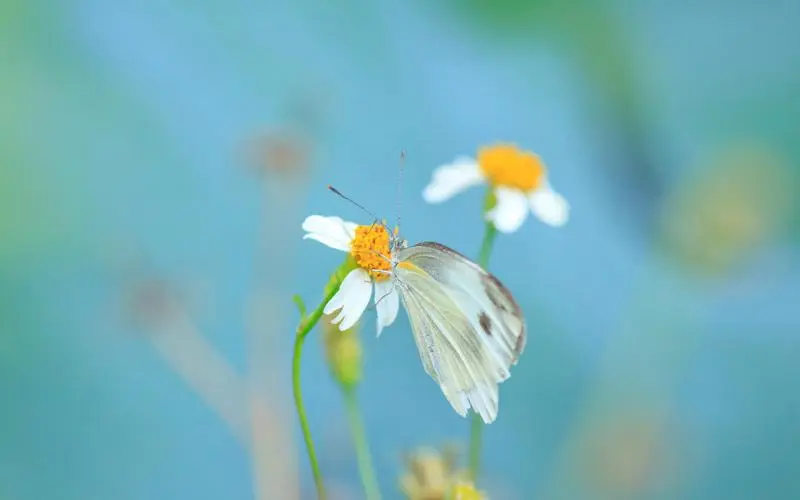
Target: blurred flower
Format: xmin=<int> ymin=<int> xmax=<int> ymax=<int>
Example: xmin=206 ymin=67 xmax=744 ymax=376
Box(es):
xmin=321 ymin=313 xmax=363 ymax=388
xmin=244 ymin=129 xmax=310 ymax=179
xmin=423 ymin=144 xmax=569 ymax=232
xmin=660 ymin=145 xmax=793 ymax=275
xmin=302 ymin=215 xmax=399 ymax=333
xmin=577 ymin=410 xmax=679 ymax=497
xmin=122 ymin=276 xmax=182 ymax=330
xmin=449 ymin=481 xmax=488 ymax=500
xmin=399 ymin=446 xmax=473 ymax=500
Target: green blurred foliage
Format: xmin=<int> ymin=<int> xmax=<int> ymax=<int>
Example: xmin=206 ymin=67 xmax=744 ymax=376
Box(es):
xmin=1 ymin=3 xmax=74 ymax=266
xmin=448 ymin=0 xmax=642 ymax=121
xmin=0 ymin=165 xmax=65 ymax=263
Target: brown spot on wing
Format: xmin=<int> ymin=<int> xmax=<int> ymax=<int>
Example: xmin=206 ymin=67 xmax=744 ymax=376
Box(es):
xmin=478 ymin=312 xmax=492 ymax=337
xmin=415 ymin=241 xmax=527 ymax=359
xmin=482 ymin=272 xmax=527 ymax=361
xmin=483 ymin=273 xmax=521 ymax=315
xmin=513 ymin=328 xmax=527 ymax=360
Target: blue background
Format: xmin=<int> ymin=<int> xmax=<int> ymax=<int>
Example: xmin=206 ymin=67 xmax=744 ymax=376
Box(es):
xmin=2 ymin=1 xmax=798 ymax=499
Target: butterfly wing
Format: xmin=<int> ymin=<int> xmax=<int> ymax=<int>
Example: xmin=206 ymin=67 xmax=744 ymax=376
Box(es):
xmin=394 ymin=267 xmax=501 ymax=422
xmin=394 ymin=242 xmax=526 ymax=423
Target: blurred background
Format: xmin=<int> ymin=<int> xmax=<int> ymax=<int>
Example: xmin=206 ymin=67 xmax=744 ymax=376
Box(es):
xmin=2 ymin=1 xmax=798 ymax=499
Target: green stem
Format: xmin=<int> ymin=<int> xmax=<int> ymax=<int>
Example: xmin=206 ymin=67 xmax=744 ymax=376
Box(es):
xmin=469 ymin=218 xmax=498 ymax=481
xmin=292 ymin=285 xmax=340 ymax=500
xmin=468 ymin=414 xmax=483 ymax=481
xmin=342 ymin=386 xmax=381 ymax=500
xmin=477 ymin=221 xmax=498 ymax=269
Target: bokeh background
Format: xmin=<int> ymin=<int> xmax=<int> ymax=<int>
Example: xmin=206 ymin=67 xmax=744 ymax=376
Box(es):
xmin=2 ymin=1 xmax=799 ymax=499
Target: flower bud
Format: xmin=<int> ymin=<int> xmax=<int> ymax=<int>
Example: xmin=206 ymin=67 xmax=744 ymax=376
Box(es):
xmin=321 ymin=313 xmax=362 ymax=388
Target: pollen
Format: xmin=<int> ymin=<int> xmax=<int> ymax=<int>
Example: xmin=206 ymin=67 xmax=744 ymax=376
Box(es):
xmin=350 ymin=224 xmax=392 ymax=281
xmin=478 ymin=143 xmax=545 ymax=192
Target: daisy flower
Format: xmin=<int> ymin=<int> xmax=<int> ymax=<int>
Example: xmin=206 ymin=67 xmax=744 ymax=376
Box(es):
xmin=302 ymin=215 xmax=399 ymax=334
xmin=423 ymin=143 xmax=570 ymax=233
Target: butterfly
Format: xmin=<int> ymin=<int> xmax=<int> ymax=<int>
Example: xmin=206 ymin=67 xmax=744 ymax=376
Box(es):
xmin=386 ymin=235 xmax=527 ymax=424
xmin=325 ymin=165 xmax=526 ymax=423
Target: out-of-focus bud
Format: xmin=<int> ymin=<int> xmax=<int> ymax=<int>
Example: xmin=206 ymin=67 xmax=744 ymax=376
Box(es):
xmin=243 ymin=128 xmax=310 ymax=180
xmin=660 ymin=145 xmax=793 ymax=276
xmin=321 ymin=313 xmax=362 ymax=388
xmin=123 ymin=277 xmax=181 ymax=330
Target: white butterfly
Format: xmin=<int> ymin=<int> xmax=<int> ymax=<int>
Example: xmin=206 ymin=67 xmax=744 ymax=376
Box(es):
xmin=309 ymin=184 xmax=526 ymax=424
xmin=387 ymin=237 xmax=526 ymax=424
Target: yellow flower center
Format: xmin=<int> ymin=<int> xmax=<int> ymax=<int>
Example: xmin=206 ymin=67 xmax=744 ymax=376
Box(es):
xmin=478 ymin=143 xmax=545 ymax=191
xmin=350 ymin=224 xmax=392 ymax=281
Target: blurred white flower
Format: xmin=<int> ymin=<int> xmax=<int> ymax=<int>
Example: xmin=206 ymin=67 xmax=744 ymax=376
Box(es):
xmin=302 ymin=215 xmax=400 ymax=333
xmin=423 ymin=144 xmax=569 ymax=233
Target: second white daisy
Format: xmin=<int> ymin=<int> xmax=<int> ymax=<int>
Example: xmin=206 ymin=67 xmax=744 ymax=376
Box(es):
xmin=423 ymin=143 xmax=570 ymax=233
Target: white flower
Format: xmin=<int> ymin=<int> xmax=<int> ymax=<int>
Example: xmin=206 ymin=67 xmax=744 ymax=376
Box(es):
xmin=302 ymin=215 xmax=400 ymax=334
xmin=423 ymin=144 xmax=570 ymax=233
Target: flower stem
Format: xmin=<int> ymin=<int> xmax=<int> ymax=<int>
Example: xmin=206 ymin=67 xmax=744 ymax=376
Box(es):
xmin=477 ymin=221 xmax=498 ymax=269
xmin=470 ymin=218 xmax=498 ymax=481
xmin=292 ymin=285 xmax=340 ymax=500
xmin=342 ymin=385 xmax=381 ymax=500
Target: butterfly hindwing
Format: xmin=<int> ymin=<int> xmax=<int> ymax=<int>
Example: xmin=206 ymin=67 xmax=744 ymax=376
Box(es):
xmin=395 ymin=266 xmax=500 ymax=422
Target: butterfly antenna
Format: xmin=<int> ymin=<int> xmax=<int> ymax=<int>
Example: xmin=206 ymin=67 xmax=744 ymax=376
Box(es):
xmin=327 ymin=185 xmax=382 ymax=223
xmin=396 ymin=149 xmax=405 ymax=238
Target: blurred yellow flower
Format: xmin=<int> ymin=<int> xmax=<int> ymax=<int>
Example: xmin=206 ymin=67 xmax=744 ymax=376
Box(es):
xmin=400 ymin=446 xmax=475 ymax=500
xmin=660 ymin=145 xmax=793 ymax=275
xmin=449 ymin=481 xmax=487 ymax=500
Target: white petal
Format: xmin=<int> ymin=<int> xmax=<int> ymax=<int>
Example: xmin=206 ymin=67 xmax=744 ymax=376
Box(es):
xmin=302 ymin=215 xmax=357 ymax=251
xmin=323 ymin=268 xmax=372 ymax=330
xmin=529 ymin=184 xmax=570 ymax=227
xmin=486 ymin=187 xmax=529 ymax=233
xmin=374 ymin=280 xmax=399 ymax=337
xmin=422 ymin=156 xmax=484 ymax=204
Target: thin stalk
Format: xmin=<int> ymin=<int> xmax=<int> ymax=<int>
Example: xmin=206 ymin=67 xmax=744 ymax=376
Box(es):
xmin=342 ymin=386 xmax=381 ymax=500
xmin=469 ymin=218 xmax=498 ymax=480
xmin=477 ymin=221 xmax=498 ymax=269
xmin=292 ymin=285 xmax=340 ymax=500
